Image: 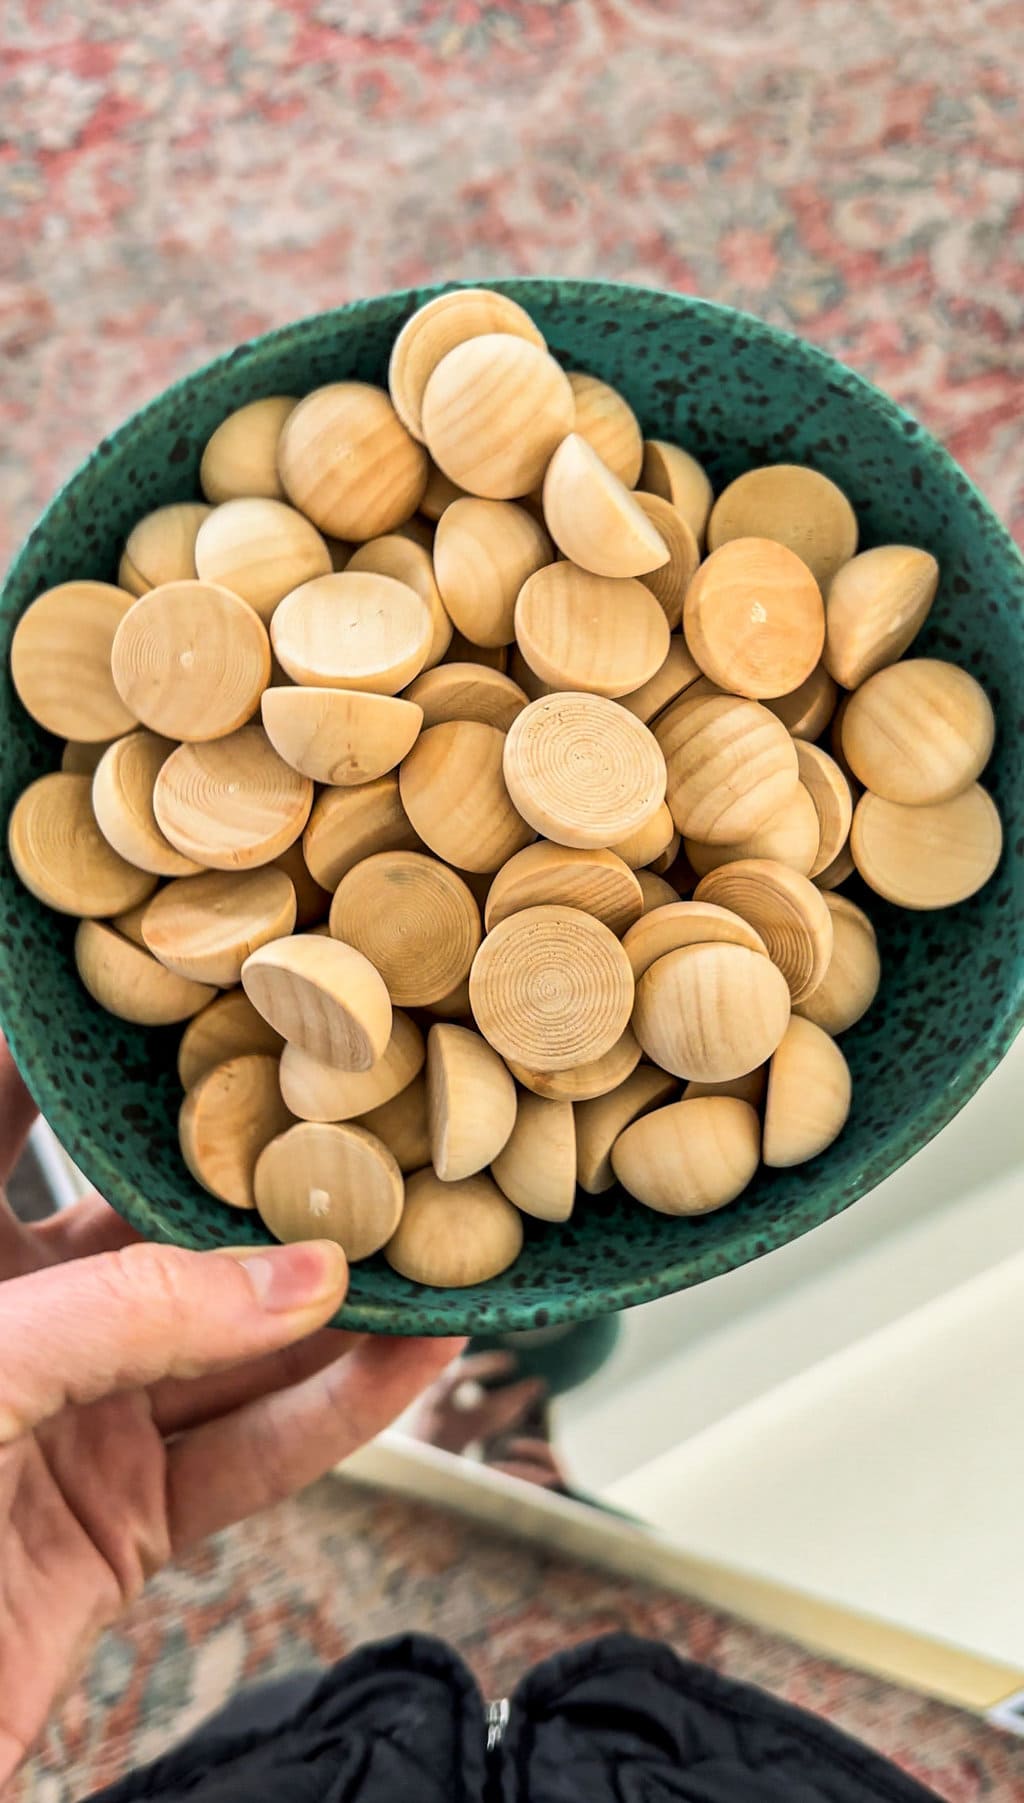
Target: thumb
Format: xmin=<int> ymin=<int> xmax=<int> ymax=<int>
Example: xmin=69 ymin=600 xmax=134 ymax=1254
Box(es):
xmin=0 ymin=1239 xmax=349 ymax=1445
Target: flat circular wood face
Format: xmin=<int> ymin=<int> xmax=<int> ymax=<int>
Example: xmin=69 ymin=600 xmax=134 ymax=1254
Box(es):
xmin=388 ymin=287 xmax=547 ymax=439
xmin=356 ymin=1073 xmax=431 ymax=1174
xmin=279 ymin=1010 xmax=424 ymax=1122
xmin=303 ymin=775 xmax=421 ymax=890
xmin=8 ymin=773 xmax=157 ymax=918
xmin=683 ymin=537 xmax=825 ymax=699
xmin=271 ymin=571 xmax=432 ymax=694
xmin=656 ymin=692 xmax=799 ymax=844
xmin=684 ymin=782 xmax=820 ymax=879
xmin=178 ymin=989 xmax=286 ymax=1090
xmin=574 ymin=1063 xmax=678 ymax=1194
xmin=633 ymin=942 xmax=791 ymax=1081
xmin=795 ymin=892 xmax=880 ymax=1036
xmin=470 ymin=903 xmax=634 ymax=1072
xmin=634 ymin=493 xmax=701 ymax=630
xmin=824 ymin=544 xmax=939 ymax=688
xmin=399 ymin=719 xmax=534 ymax=874
xmin=707 ymin=464 xmax=859 ymax=588
xmin=111 ymin=580 xmax=271 ymax=742
xmin=619 ymin=635 xmax=701 ymax=723
xmin=255 ymin=1120 xmax=404 ymax=1262
xmin=485 ymin=843 xmax=643 ymax=936
xmin=694 ymin=859 xmax=834 ymax=1004
xmin=142 ymin=868 xmax=297 ymax=987
xmin=199 ymin=396 xmax=296 ymax=505
xmin=612 ymin=1096 xmax=761 ymax=1216
xmin=568 ymin=371 xmax=643 ymax=486
xmin=11 ymin=581 xmax=139 ymax=741
xmin=622 ymin=899 xmax=768 ymax=980
xmin=851 ymin=784 xmax=1002 ymax=909
xmin=153 ymin=726 xmax=313 ymax=870
xmin=262 ymin=687 xmax=422 ymax=786
xmin=764 ymin=662 xmax=838 ymax=740
xmin=346 ymin=534 xmax=452 ymax=670
xmin=433 ymin=497 xmax=552 ymax=647
xmin=491 ymin=1091 xmax=576 ymax=1222
xmin=403 ymin=663 xmax=528 ymax=733
xmin=639 ymin=440 xmax=714 ymax=543
xmin=841 ymin=658 xmax=995 ymax=805
xmin=242 ymin=933 xmax=392 ymax=1069
xmin=426 ymin=1023 xmax=518 ymax=1181
xmin=92 ymin=731 xmax=203 ymax=877
xmin=542 ymin=435 xmax=669 ymax=579
xmin=194 ymin=498 xmax=331 ymax=626
xmin=120 ymin=503 xmax=212 ymax=594
xmin=329 ymin=850 xmax=482 ymax=1006
xmin=421 ymin=335 xmax=575 ymax=499
xmin=794 ymin=741 xmax=853 ymax=878
xmin=504 ymin=693 xmax=666 ymax=850
xmin=277 ymin=381 xmax=428 ymax=539
xmin=179 ymin=1053 xmax=294 ymax=1209
xmin=506 ymin=1027 xmax=642 ymax=1101
xmin=75 ymin=919 xmax=215 ymax=1027
xmin=384 ymin=1168 xmax=524 ymax=1288
xmin=764 ymin=1015 xmax=851 ymax=1167
xmin=515 ymin=562 xmax=670 ymax=698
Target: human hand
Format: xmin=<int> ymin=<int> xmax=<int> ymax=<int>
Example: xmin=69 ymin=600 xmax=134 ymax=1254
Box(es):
xmin=401 ymin=1350 xmax=547 ymax=1457
xmin=0 ymin=1041 xmax=462 ymax=1785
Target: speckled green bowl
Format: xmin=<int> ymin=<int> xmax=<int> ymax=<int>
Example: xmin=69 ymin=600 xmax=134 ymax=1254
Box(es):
xmin=1 ymin=281 xmax=1021 ymax=1336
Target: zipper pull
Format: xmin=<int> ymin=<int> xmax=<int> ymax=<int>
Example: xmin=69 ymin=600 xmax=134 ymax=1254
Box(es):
xmin=486 ymin=1697 xmax=510 ymax=1753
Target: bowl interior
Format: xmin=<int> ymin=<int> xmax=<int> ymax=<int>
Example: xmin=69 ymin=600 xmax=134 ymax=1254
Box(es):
xmin=1 ymin=280 xmax=1021 ymax=1335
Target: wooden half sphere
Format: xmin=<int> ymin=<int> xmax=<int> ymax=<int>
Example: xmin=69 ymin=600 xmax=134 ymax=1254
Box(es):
xmin=851 ymin=785 xmax=1002 ymax=909
xmin=619 ymin=635 xmax=701 ymax=724
xmin=242 ymin=933 xmax=392 ymax=1069
xmin=567 ymin=371 xmax=643 ymax=486
xmin=278 ymin=1009 xmax=424 ymax=1123
xmin=841 ymin=658 xmax=995 ymax=805
xmin=542 ymin=434 xmax=669 ymax=578
xmin=515 ymin=562 xmax=670 ymax=699
xmin=794 ymin=741 xmax=854 ymax=879
xmin=403 ymin=663 xmax=528 ymax=733
xmin=795 ymin=893 xmax=881 ymax=1036
xmin=433 ymin=497 xmax=552 ymax=647
xmin=271 ymin=571 xmax=432 ymax=695
xmin=384 ymin=1169 xmax=524 ymax=1288
xmin=634 ymin=493 xmax=701 ymax=630
xmin=639 ymin=440 xmax=714 ymax=544
xmin=470 ymin=904 xmax=634 ymax=1073
xmin=179 ymin=1053 xmax=294 ymax=1209
xmin=330 ymin=850 xmax=482 ymax=1007
xmin=303 ymin=775 xmax=421 ymax=890
xmin=426 ymin=1023 xmax=518 ymax=1180
xmin=178 ymin=990 xmax=286 ymax=1090
xmin=622 ymin=899 xmax=768 ymax=981
xmin=824 ymin=544 xmax=939 ymax=688
xmin=491 ymin=1091 xmax=576 ymax=1222
xmin=92 ymin=731 xmax=203 ymax=877
xmin=119 ymin=502 xmax=212 ymax=595
xmin=575 ymin=1063 xmax=678 ymax=1194
xmin=111 ymin=580 xmax=271 ymax=742
xmin=194 ymin=498 xmax=331 ymax=625
xmin=683 ymin=1066 xmax=767 ymax=1106
xmin=421 ymin=334 xmax=575 ymax=499
xmin=484 ymin=842 xmax=643 ymax=936
xmin=504 ymin=693 xmax=666 ymax=850
xmin=506 ymin=1027 xmax=642 ymax=1102
xmin=346 ymin=534 xmax=452 ymax=671
xmin=656 ymin=691 xmax=799 ymax=844
xmin=610 ymin=801 xmax=677 ymax=872
xmin=255 ymin=1120 xmax=404 ymax=1263
xmin=262 ymin=687 xmax=422 ymax=785
xmin=399 ymin=719 xmax=534 ymax=874
xmin=636 ymin=871 xmax=679 ymax=912
xmin=75 ymin=919 xmax=215 ymax=1027
xmin=143 ymin=868 xmax=297 ymax=987
xmin=356 ymin=1073 xmax=431 ymax=1174
xmin=9 ymin=773 xmax=157 ymax=918
xmin=764 ymin=1015 xmax=852 ymax=1166
xmin=154 ymin=726 xmax=313 ymax=871
xmin=419 ymin=459 xmax=466 ymax=521
xmin=814 ymin=841 xmax=856 ymax=892
xmin=684 ymin=782 xmax=820 ymax=878
xmin=694 ymin=859 xmax=834 ymax=1004
xmin=12 ymin=580 xmax=139 ymax=742
xmin=277 ymin=381 xmax=428 ymax=539
xmin=388 ymin=287 xmax=546 ymax=439
xmin=612 ymin=1096 xmax=761 ymax=1215
xmin=683 ymin=537 xmax=825 ymax=700
xmin=708 ymin=464 xmax=858 ymax=588
xmin=633 ymin=942 xmax=790 ymax=1081
xmin=764 ymin=662 xmax=838 ymax=740
xmin=199 ymin=395 xmax=297 ymax=504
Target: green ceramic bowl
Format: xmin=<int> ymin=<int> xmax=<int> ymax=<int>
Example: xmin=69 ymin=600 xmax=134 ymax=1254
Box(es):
xmin=1 ymin=281 xmax=1021 ymax=1336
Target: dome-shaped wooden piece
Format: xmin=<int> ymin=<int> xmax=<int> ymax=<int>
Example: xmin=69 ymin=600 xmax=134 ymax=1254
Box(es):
xmin=356 ymin=1074 xmax=431 ymax=1174
xmin=433 ymin=497 xmax=552 ymax=647
xmin=633 ymin=942 xmax=790 ymax=1081
xmin=764 ymin=663 xmax=838 ymax=740
xmin=506 ymin=1028 xmax=642 ymax=1102
xmin=426 ymin=1023 xmax=517 ymax=1181
xmin=242 ymin=933 xmax=392 ymax=1069
xmin=640 ymin=440 xmax=714 ymax=544
xmin=421 ymin=334 xmax=575 ymax=499
xmin=795 ymin=893 xmax=880 ymax=1036
xmin=794 ymin=741 xmax=853 ymax=879
xmin=179 ymin=1053 xmax=294 ymax=1210
xmin=75 ymin=919 xmax=215 ymax=1026
xmin=143 ymin=867 xmax=297 ymax=987
xmin=764 ymin=1016 xmax=852 ymax=1166
xmin=656 ymin=691 xmax=799 ymax=845
xmin=708 ymin=464 xmax=858 ymax=588
xmin=111 ymin=580 xmax=271 ymax=742
xmin=194 ymin=498 xmax=331 ymax=626
xmin=178 ymin=989 xmax=286 ymax=1090
xmin=277 ymin=381 xmax=428 ymax=539
xmin=619 ymin=635 xmax=701 ymax=724
xmin=813 ymin=842 xmax=856 ymax=892
xmin=303 ymin=776 xmax=421 ymax=890
xmin=515 ymin=562 xmax=670 ymax=698
xmin=92 ymin=731 xmax=203 ymax=877
xmin=634 ymin=493 xmax=701 ymax=630
xmin=385 ymin=1168 xmax=524 ymax=1288
xmin=612 ymin=1096 xmax=761 ymax=1216
xmin=683 ymin=537 xmax=825 ymax=700
xmin=683 ymin=1066 xmax=767 ymax=1106
xmin=388 ymin=287 xmax=547 ymax=439
xmin=262 ymin=687 xmax=422 ymax=786
xmin=12 ymin=581 xmax=139 ymax=741
xmin=399 ymin=719 xmax=534 ymax=874
xmin=271 ymin=571 xmax=431 ymax=695
xmin=492 ymin=1091 xmax=576 ymax=1222
xmin=470 ymin=904 xmax=634 ymax=1073
xmin=610 ymin=801 xmax=677 ymax=871
xmin=541 ymin=434 xmax=669 ymax=578
xmin=153 ymin=726 xmax=313 ymax=871
xmin=419 ymin=459 xmax=466 ymax=521
xmin=636 ymin=871 xmax=679 ymax=913
xmin=693 ymin=859 xmax=834 ymax=1004
xmin=403 ymin=663 xmax=528 ymax=733
xmin=684 ymin=782 xmax=820 ymax=878
xmin=504 ymin=693 xmax=666 ymax=850
xmin=622 ymin=899 xmax=768 ymax=981
xmin=841 ymin=658 xmax=995 ymax=805
xmin=278 ymin=1008 xmax=424 ymax=1123
xmin=567 ymin=372 xmax=643 ymax=486
xmin=575 ymin=1063 xmax=678 ymax=1194
xmin=9 ymin=773 xmax=157 ymax=918
xmin=329 ymin=850 xmax=482 ymax=1006
xmin=850 ymin=785 xmax=1002 ymax=909
xmin=255 ymin=1121 xmax=404 ymax=1262
xmin=485 ymin=842 xmax=642 ymax=936
xmin=119 ymin=503 xmax=212 ymax=595
xmin=199 ymin=396 xmax=297 ymax=504
xmin=824 ymin=544 xmax=939 ymax=688
xmin=346 ymin=534 xmax=452 ymax=670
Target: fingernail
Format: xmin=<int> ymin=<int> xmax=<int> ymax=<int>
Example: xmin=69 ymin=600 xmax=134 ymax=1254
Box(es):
xmin=235 ymin=1241 xmax=348 ymax=1313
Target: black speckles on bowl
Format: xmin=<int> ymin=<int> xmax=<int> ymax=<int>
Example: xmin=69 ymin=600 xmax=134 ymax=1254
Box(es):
xmin=1 ymin=281 xmax=1022 ymax=1335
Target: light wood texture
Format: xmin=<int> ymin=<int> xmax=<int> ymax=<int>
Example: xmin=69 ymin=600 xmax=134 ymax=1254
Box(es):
xmin=764 ymin=1015 xmax=852 ymax=1166
xmin=119 ymin=502 xmax=212 ymax=594
xmin=418 ymin=459 xmax=466 ymax=520
xmin=255 ymin=1120 xmax=403 ymax=1262
xmin=277 ymin=381 xmax=428 ymax=539
xmin=111 ymin=579 xmax=271 ymax=742
xmin=262 ymin=686 xmax=422 ymax=785
xmin=708 ymin=464 xmax=858 ymax=588
xmin=851 ymin=784 xmax=1002 ymax=909
xmin=694 ymin=859 xmax=834 ymax=1005
xmin=329 ymin=850 xmax=481 ymax=1006
xmin=683 ymin=1066 xmax=767 ymax=1106
xmin=346 ymin=534 xmax=452 ymax=670
xmin=795 ymin=741 xmax=854 ymax=879
xmin=829 ymin=690 xmax=857 ymax=786
xmin=515 ymin=561 xmax=670 ymax=698
xmin=271 ymin=838 xmax=331 ymax=930
xmin=403 ymin=662 xmax=528 ymax=733
xmin=303 ymin=775 xmax=421 ymax=890
xmin=506 ymin=1028 xmax=642 ymax=1102
xmin=507 ymin=645 xmax=556 ymax=700
xmin=9 ymin=773 xmax=157 ymax=918
xmin=814 ymin=842 xmax=856 ymax=892
xmin=384 ymin=1168 xmax=523 ymax=1288
xmin=199 ymin=395 xmax=297 ymax=504
xmin=633 ymin=942 xmax=790 ymax=1081
xmin=634 ymin=493 xmax=701 ymax=630
xmin=841 ymin=658 xmax=995 ymax=805
xmin=504 ymin=692 xmax=667 ymax=850
xmin=445 ymin=631 xmax=509 ymax=671
xmin=610 ymin=801 xmax=677 ymax=871
xmin=622 ymin=899 xmax=768 ymax=981
xmin=636 ymin=870 xmax=680 ymax=912
xmin=270 ymin=571 xmax=432 ymax=695
xmin=575 ymin=1064 xmax=677 ymax=1194
xmin=278 ymin=1009 xmax=424 ymax=1122
xmin=618 ymin=636 xmax=701 ymax=724
xmin=683 ymin=537 xmax=825 ymax=700
xmin=242 ymin=933 xmax=392 ymax=1069
xmin=178 ymin=990 xmax=286 ymax=1090
xmin=491 ymin=1091 xmax=575 ymax=1222
xmin=684 ymin=782 xmax=820 ymax=878
xmin=433 ymin=497 xmax=552 ymax=646
xmin=427 ymin=1023 xmax=517 ymax=1180
xmin=356 ymin=1074 xmax=431 ymax=1174
xmin=470 ymin=904 xmax=634 ymax=1072
xmin=484 ymin=842 xmax=643 ymax=936
xmin=11 ymin=581 xmax=139 ymax=741
xmin=824 ymin=544 xmax=939 ymax=688
xmin=92 ymin=731 xmax=202 ymax=877
xmin=640 ymin=440 xmax=714 ymax=544
xmin=154 ymin=726 xmax=313 ymax=871
xmin=75 ymin=919 xmax=215 ymax=1026
xmin=541 ymin=434 xmax=669 ymax=578
xmin=567 ymin=371 xmax=643 ymax=486
xmin=656 ymin=691 xmax=799 ymax=844
xmin=388 ymin=287 xmax=547 ymax=439
xmin=764 ymin=663 xmax=838 ymax=740
xmin=110 ymin=900 xmax=151 ymax=948
xmin=795 ymin=893 xmax=881 ymax=1036
xmin=399 ymin=719 xmax=534 ymax=874
xmin=423 ymin=976 xmax=474 ymax=1020
xmin=62 ymin=737 xmax=122 ymax=776
xmin=612 ymin=1096 xmax=760 ymax=1215
xmin=143 ymin=867 xmax=297 ymax=987
xmin=179 ymin=1053 xmax=294 ymax=1209
xmin=421 ymin=334 xmax=575 ymax=499
xmin=194 ymin=497 xmax=331 ymax=626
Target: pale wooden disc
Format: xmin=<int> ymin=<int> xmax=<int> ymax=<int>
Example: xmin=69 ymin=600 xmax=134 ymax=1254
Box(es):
xmin=9 ymin=773 xmax=157 ymax=918
xmin=279 ymin=1010 xmax=425 ymax=1123
xmin=567 ymin=371 xmax=643 ymax=487
xmin=841 ymin=658 xmax=995 ymax=806
xmin=850 ymin=785 xmax=1002 ymax=910
xmin=154 ymin=726 xmax=313 ymax=871
xmin=179 ymin=1053 xmax=294 ymax=1209
xmin=255 ymin=1120 xmax=404 ymax=1262
xmin=683 ymin=537 xmax=825 ymax=700
xmin=764 ymin=662 xmax=838 ymax=741
xmin=469 ymin=904 xmax=634 ymax=1073
xmin=612 ymin=1096 xmax=760 ymax=1216
xmin=575 ymin=1063 xmax=678 ymax=1194
xmin=506 ymin=1027 xmax=642 ymax=1102
xmin=618 ymin=635 xmax=701 ymax=724
xmin=110 ymin=900 xmax=151 ymax=948
xmin=764 ymin=1015 xmax=852 ymax=1167
xmin=795 ymin=892 xmax=881 ymax=1036
xmin=515 ymin=561 xmax=670 ymax=699
xmin=633 ymin=941 xmax=791 ymax=1082
xmin=794 ymin=741 xmax=854 ymax=878
xmin=622 ymin=899 xmax=769 ymax=981
xmin=11 ymin=581 xmax=139 ymax=741
xmin=693 ymin=859 xmax=834 ymax=1004
xmin=242 ymin=933 xmax=392 ymax=1069
xmin=119 ymin=503 xmax=212 ymax=595
xmin=684 ymin=782 xmax=820 ymax=879
xmin=492 ymin=1091 xmax=576 ymax=1222
xmin=542 ymin=435 xmax=669 ymax=579
xmin=503 ymin=693 xmax=666 ymax=851
xmin=388 ymin=288 xmax=547 ymax=439
xmin=92 ymin=731 xmax=203 ymax=877
xmin=446 ymin=631 xmax=509 ymax=671
xmin=262 ymin=687 xmax=422 ymax=785
xmin=270 ymin=571 xmax=431 ymax=695
xmin=399 ymin=719 xmax=534 ymax=874
xmin=142 ymin=867 xmax=297 ymax=987
xmin=683 ymin=1066 xmax=767 ymax=1106
xmin=824 ymin=544 xmax=939 ymax=688
xmin=708 ymin=464 xmax=858 ymax=589
xmin=178 ymin=989 xmax=286 ymax=1090
xmin=194 ymin=498 xmax=332 ymax=626
xmin=329 ymin=850 xmax=481 ymax=1006
xmin=303 ymin=775 xmax=421 ymax=890
xmin=61 ymin=737 xmax=123 ymax=776
xmin=271 ymin=838 xmax=331 ymax=929
xmin=356 ymin=1073 xmax=431 ymax=1174
xmin=426 ymin=1023 xmax=517 ymax=1181
xmin=384 ymin=1168 xmax=523 ymax=1288
xmin=277 ymin=382 xmax=428 ymax=539
xmin=421 ymin=335 xmax=575 ymax=499
xmin=75 ymin=920 xmax=215 ymax=1026
xmin=346 ymin=534 xmax=452 ymax=670
xmin=110 ymin=579 xmax=271 ymax=742
xmin=814 ymin=842 xmax=856 ymax=892
xmin=433 ymin=497 xmax=552 ymax=647
xmin=633 ymin=493 xmax=701 ymax=630
xmin=610 ymin=801 xmax=677 ymax=871
xmin=656 ymin=691 xmax=799 ymax=845
xmin=403 ymin=662 xmax=528 ymax=733
xmin=639 ymin=440 xmax=714 ymax=544
xmin=636 ymin=870 xmax=680 ymax=913
xmin=419 ymin=459 xmax=467 ymax=520
xmin=423 ymin=976 xmax=474 ymax=1021
xmin=199 ymin=396 xmax=297 ymax=504
xmin=484 ymin=842 xmax=642 ymax=936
